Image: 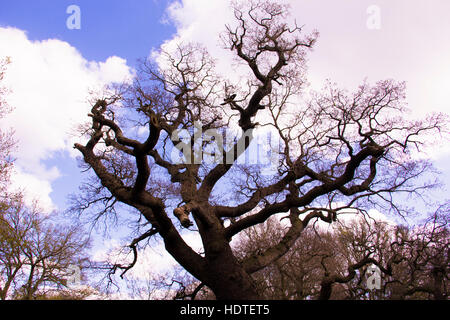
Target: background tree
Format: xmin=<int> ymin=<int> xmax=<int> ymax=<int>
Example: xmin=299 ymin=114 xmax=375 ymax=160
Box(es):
xmin=229 ymin=205 xmax=448 ymax=300
xmin=73 ymin=1 xmax=447 ymax=299
xmin=0 ymin=56 xmax=93 ymax=300
xmin=232 ymin=216 xmax=329 ymax=300
xmin=385 ymin=205 xmax=449 ymax=300
xmin=123 ymin=266 xmax=212 ymax=300
xmin=0 ymin=56 xmax=14 ymax=196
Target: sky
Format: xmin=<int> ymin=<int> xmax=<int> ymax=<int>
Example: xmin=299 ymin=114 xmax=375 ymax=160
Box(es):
xmin=0 ymin=0 xmax=176 ymax=211
xmin=1 ymin=0 xmax=449 ymax=291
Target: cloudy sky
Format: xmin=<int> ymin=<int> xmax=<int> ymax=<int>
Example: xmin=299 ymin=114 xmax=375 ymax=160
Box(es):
xmin=1 ymin=0 xmax=449 ymax=284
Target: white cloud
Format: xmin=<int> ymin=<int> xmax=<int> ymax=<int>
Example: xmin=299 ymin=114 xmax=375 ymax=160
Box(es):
xmin=0 ymin=27 xmax=134 ymax=212
xmin=10 ymin=167 xmax=59 ymax=212
xmin=334 ymin=208 xmax=396 ymax=226
xmin=160 ymin=0 xmax=240 ymax=81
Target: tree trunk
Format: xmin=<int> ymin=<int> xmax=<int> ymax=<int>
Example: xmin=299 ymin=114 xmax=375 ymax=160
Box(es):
xmin=432 ymin=267 xmax=445 ymax=300
xmin=199 ymin=226 xmax=260 ymax=300
xmin=318 ymin=280 xmax=333 ymax=300
xmin=205 ymin=255 xmax=260 ymax=300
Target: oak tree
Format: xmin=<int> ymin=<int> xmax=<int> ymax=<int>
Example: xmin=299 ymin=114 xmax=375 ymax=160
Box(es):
xmin=73 ymin=1 xmax=447 ymax=299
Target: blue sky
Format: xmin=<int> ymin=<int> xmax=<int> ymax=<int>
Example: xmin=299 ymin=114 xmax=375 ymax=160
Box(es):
xmin=0 ymin=0 xmax=176 ymax=211
xmin=0 ymin=0 xmax=174 ymax=62
xmin=0 ymin=2 xmax=184 ymax=290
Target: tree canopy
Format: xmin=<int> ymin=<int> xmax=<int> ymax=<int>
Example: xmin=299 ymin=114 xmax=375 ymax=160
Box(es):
xmin=72 ymin=1 xmax=448 ymax=300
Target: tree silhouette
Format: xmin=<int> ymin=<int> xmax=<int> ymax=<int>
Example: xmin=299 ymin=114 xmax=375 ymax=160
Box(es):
xmin=73 ymin=1 xmax=447 ymax=299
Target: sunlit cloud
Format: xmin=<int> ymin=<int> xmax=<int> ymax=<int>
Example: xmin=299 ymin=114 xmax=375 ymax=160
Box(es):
xmin=0 ymin=27 xmax=134 ymax=212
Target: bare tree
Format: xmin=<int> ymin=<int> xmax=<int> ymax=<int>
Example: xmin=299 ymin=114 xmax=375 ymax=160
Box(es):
xmin=317 ymin=219 xmax=396 ymax=300
xmin=230 ymin=215 xmax=388 ymax=300
xmin=0 ymin=196 xmax=92 ymax=300
xmin=73 ymin=1 xmax=447 ymax=299
xmin=231 ymin=205 xmax=448 ymax=300
xmin=123 ymin=266 xmax=213 ymax=301
xmin=0 ymin=56 xmax=15 ymax=196
xmin=385 ymin=205 xmax=449 ymax=300
xmin=0 ymin=57 xmax=93 ymax=300
xmin=232 ymin=216 xmax=329 ymax=300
